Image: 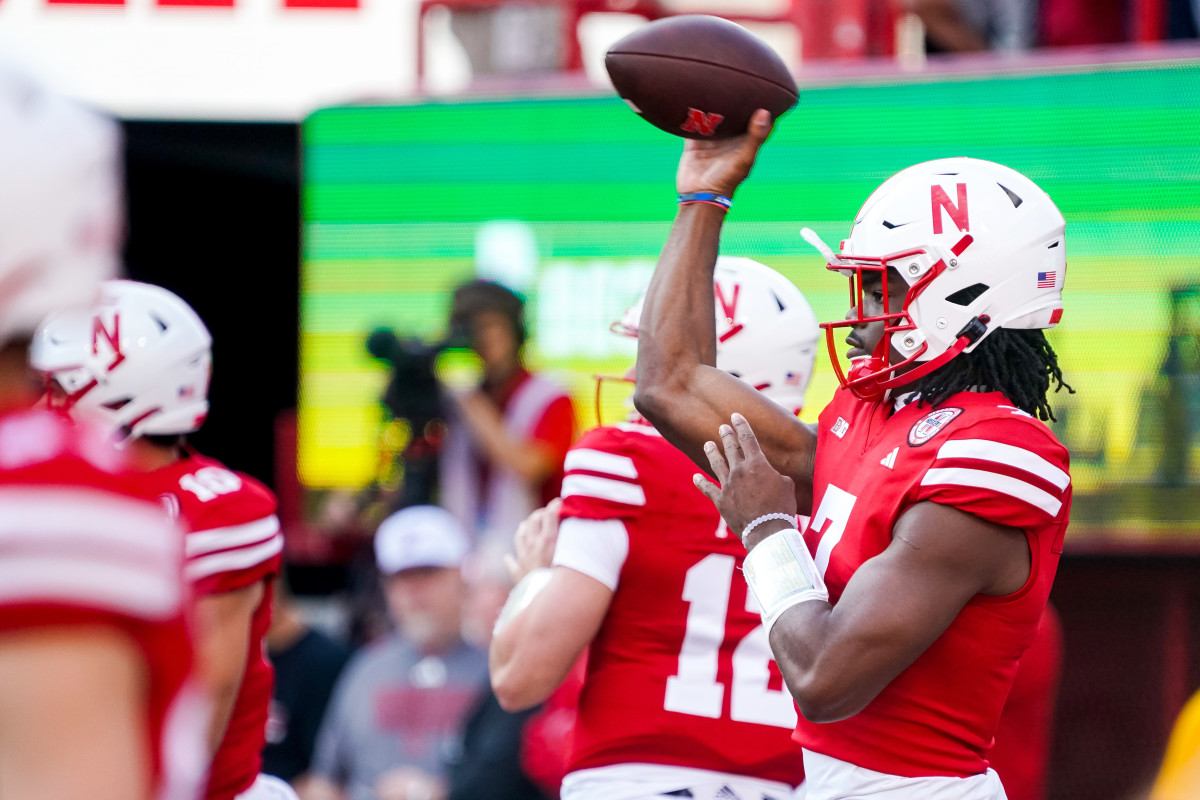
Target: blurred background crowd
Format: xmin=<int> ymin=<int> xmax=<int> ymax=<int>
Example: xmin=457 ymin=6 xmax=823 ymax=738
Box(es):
xmin=2 ymin=1 xmax=1200 ymax=799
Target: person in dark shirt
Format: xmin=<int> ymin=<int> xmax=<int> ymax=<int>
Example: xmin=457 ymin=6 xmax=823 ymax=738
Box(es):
xmin=262 ymin=581 xmax=351 ymax=789
xmin=448 ymin=551 xmax=557 ymax=800
xmin=446 ymin=686 xmax=552 ymax=800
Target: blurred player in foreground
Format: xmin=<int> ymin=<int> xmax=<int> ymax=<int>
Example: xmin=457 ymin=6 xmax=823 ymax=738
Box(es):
xmin=635 ymin=111 xmax=1073 ymax=800
xmin=491 ymin=257 xmax=819 ymax=800
xmin=34 ymin=280 xmax=289 ymax=800
xmin=0 ymin=65 xmax=205 ymax=800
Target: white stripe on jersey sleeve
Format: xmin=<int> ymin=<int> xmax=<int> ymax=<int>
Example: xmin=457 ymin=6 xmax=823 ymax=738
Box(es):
xmin=185 ymin=515 xmax=281 ymax=558
xmin=564 ymin=448 xmax=639 ymax=479
xmin=561 ymin=474 xmax=646 ymax=507
xmin=185 ymin=533 xmax=283 ymax=581
xmin=552 ymin=517 xmax=630 ymax=591
xmin=921 ymin=468 xmax=1063 ymax=517
xmin=612 ymin=422 xmax=662 ymax=437
xmin=935 ymin=439 xmax=1070 ymax=490
xmin=0 ymin=555 xmax=181 ymax=619
xmin=0 ymin=487 xmax=180 ymax=562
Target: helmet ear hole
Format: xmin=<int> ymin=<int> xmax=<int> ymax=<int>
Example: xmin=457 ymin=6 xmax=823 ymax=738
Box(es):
xmin=102 ymin=397 xmax=132 ymax=411
xmin=945 ymin=283 xmax=990 ymax=307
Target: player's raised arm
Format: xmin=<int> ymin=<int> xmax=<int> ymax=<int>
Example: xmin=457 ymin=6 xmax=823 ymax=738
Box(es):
xmin=633 ymin=110 xmax=818 ymax=509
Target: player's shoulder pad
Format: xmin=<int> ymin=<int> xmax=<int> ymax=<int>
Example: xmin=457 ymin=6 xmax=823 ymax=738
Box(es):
xmin=949 ymin=402 xmax=1070 ymax=468
xmin=572 ymin=421 xmax=659 ymax=452
xmin=0 ymin=410 xmax=126 ymax=482
xmin=907 ymin=397 xmax=1066 ymax=457
xmin=566 ymin=422 xmax=670 ymax=476
xmin=175 ymin=454 xmax=278 ymax=532
xmin=913 ymin=399 xmax=1072 ymax=524
xmin=560 ymin=423 xmax=670 ymax=517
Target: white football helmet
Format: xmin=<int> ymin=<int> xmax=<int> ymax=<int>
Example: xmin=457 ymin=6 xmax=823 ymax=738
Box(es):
xmin=32 ymin=280 xmax=212 ymax=441
xmin=0 ymin=63 xmax=122 ymax=346
xmin=802 ymin=157 xmax=1066 ymax=401
xmin=613 ymin=256 xmax=820 ymax=415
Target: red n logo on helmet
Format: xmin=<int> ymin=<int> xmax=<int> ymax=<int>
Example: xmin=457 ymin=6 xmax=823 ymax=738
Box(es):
xmin=931 ymin=183 xmax=970 ymax=234
xmin=714 ymin=282 xmax=744 ymax=342
xmin=92 ymin=314 xmax=126 ymax=372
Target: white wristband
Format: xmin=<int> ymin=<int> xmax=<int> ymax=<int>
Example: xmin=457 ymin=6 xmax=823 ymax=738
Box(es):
xmin=493 ymin=567 xmax=553 ymax=635
xmin=742 ymin=528 xmax=829 ymax=635
xmin=740 ymin=512 xmax=797 ymax=544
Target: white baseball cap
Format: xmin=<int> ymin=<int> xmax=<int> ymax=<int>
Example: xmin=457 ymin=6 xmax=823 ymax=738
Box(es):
xmin=375 ymin=505 xmax=471 ymax=575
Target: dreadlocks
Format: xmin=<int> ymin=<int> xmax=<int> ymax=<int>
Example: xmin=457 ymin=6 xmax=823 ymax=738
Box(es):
xmin=912 ymin=328 xmax=1074 ymax=421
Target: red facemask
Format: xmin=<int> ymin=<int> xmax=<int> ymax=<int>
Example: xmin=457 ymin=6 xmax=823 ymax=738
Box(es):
xmin=817 ymin=235 xmax=982 ymax=402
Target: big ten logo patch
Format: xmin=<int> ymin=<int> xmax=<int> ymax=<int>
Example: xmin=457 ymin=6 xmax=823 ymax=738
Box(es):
xmin=907 ymin=407 xmax=963 ymax=446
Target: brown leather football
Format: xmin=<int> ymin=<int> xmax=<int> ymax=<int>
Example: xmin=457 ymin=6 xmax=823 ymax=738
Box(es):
xmin=605 ymin=15 xmax=799 ymax=140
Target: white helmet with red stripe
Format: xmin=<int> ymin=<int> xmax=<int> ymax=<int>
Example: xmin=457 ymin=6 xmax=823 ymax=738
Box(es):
xmin=0 ymin=63 xmax=122 ymax=347
xmin=614 ymin=256 xmax=820 ymax=414
xmin=803 ymin=157 xmax=1066 ymax=401
xmin=32 ymin=280 xmax=212 ymax=440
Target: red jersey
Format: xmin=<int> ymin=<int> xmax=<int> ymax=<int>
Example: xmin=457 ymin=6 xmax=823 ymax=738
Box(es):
xmin=799 ymin=389 xmax=1071 ymax=778
xmin=147 ymin=452 xmax=283 ymax=800
xmin=558 ymin=421 xmax=805 ymax=787
xmin=0 ymin=409 xmax=204 ymax=800
xmin=988 ymin=603 xmax=1064 ymax=800
xmin=486 ymin=366 xmax=577 ymax=505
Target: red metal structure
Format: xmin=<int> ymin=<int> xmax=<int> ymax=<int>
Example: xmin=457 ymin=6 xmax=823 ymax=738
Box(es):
xmin=414 ymin=0 xmax=904 ymax=90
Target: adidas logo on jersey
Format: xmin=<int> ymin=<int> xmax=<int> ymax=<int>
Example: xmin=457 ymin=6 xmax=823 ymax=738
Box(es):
xmin=713 ymin=787 xmax=743 ymax=800
xmin=831 ymin=417 xmax=850 ymax=438
xmin=880 ymin=447 xmax=898 ymax=469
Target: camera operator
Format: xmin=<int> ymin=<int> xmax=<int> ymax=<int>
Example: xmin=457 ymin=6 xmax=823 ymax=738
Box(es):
xmin=439 ymin=280 xmax=577 ymax=550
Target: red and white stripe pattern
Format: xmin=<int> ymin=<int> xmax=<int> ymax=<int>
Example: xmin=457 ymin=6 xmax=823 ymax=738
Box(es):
xmin=562 ymin=448 xmax=646 ymax=508
xmin=0 ymin=487 xmax=183 ymax=618
xmin=43 ymin=0 xmax=359 ymax=9
xmin=920 ymin=438 xmax=1070 ymax=517
xmin=184 ymin=514 xmax=282 ymax=582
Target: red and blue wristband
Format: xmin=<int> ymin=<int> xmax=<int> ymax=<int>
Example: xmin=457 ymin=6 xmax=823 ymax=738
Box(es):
xmin=677 ymin=192 xmax=733 ymax=211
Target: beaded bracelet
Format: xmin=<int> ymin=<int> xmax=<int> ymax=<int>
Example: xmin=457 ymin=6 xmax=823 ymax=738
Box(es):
xmin=740 ymin=512 xmax=796 ymax=543
xmin=677 ymin=192 xmax=733 ymax=211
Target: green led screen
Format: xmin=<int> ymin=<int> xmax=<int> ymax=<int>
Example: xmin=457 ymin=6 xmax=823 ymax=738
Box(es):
xmin=301 ymin=58 xmax=1200 ymax=540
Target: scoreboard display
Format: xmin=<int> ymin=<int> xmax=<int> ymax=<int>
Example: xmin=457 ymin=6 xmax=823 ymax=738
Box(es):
xmin=301 ymin=57 xmax=1200 ymax=541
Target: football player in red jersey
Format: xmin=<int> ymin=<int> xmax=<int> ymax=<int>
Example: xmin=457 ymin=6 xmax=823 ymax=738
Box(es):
xmin=33 ymin=280 xmax=292 ymax=800
xmin=0 ymin=65 xmax=206 ymax=800
xmin=634 ymin=110 xmax=1073 ymax=799
xmin=491 ymin=257 xmax=820 ymax=800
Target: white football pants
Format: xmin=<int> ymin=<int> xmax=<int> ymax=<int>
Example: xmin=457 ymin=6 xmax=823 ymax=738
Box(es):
xmin=802 ymin=751 xmax=1008 ymax=800
xmin=233 ymin=773 xmax=301 ymax=800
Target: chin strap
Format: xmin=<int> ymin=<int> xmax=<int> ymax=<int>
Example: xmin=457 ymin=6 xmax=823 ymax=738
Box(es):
xmin=846 ymin=315 xmax=990 ymax=402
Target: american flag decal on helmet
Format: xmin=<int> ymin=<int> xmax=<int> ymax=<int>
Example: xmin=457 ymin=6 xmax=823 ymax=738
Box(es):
xmin=1037 ymin=271 xmax=1057 ymax=288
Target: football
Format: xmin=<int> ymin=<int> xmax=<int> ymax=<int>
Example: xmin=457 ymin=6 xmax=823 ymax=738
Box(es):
xmin=604 ymin=15 xmax=799 ymax=140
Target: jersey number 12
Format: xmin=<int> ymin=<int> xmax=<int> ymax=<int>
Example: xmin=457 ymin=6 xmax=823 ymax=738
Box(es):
xmin=664 ymin=553 xmax=797 ymax=729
